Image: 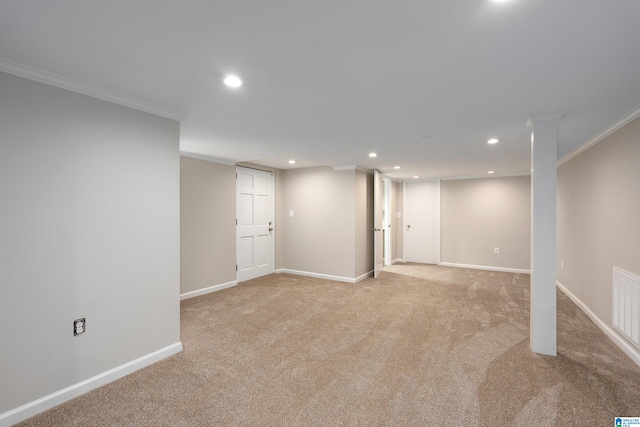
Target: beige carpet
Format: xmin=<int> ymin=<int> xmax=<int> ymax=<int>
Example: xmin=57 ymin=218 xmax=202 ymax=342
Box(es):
xmin=16 ymin=264 xmax=640 ymax=426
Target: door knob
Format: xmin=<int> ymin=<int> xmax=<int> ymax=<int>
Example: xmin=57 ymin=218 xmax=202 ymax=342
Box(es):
xmin=269 ymin=227 xmax=274 ymax=232
xmin=407 ymin=225 xmax=411 ymax=229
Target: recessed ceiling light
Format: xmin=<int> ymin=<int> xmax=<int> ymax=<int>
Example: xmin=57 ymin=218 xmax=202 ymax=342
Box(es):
xmin=288 ymin=160 xmax=296 ymax=164
xmin=221 ymin=74 xmax=245 ymax=88
xmin=394 ymin=166 xmax=401 ymax=170
xmin=487 ymin=138 xmax=499 ymax=144
xmin=369 ymin=152 xmax=378 ymax=158
xmin=488 ymin=170 xmax=495 ymax=174
xmin=413 ymin=175 xmax=419 ymax=179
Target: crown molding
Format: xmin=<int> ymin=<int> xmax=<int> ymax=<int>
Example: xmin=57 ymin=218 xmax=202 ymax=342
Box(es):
xmin=333 ymin=165 xmax=357 ymax=171
xmin=558 ymin=104 xmax=640 ymax=167
xmin=357 ymin=166 xmax=373 ymax=174
xmin=180 ymin=151 xmax=236 ymax=165
xmin=526 ymin=112 xmax=565 ymax=129
xmin=332 ymin=165 xmax=373 ymax=174
xmin=0 ymin=58 xmax=186 ymax=121
xmin=441 ymin=171 xmax=530 ymax=181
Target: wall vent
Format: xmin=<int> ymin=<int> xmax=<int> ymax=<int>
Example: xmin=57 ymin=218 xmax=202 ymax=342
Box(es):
xmin=612 ymin=267 xmax=640 ymax=350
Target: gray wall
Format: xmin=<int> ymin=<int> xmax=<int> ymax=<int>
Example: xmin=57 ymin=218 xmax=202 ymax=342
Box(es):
xmin=281 ymin=166 xmax=373 ymax=280
xmin=180 ymin=157 xmax=236 ymax=294
xmin=0 ymin=72 xmax=181 ymax=413
xmin=180 ymin=162 xmax=373 ymax=286
xmin=557 ymin=116 xmax=640 ymax=327
xmin=441 ymin=175 xmax=531 ymax=270
xmin=281 ymin=167 xmax=357 ymax=278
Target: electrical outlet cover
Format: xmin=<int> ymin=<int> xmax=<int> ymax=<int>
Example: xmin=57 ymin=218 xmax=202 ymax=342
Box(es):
xmin=74 ymin=318 xmax=86 ymax=336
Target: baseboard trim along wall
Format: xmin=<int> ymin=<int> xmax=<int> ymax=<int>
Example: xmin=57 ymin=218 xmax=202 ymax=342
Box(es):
xmin=180 ymin=281 xmax=237 ymax=300
xmin=275 ymin=269 xmax=373 ymax=284
xmin=0 ymin=342 xmax=183 ymax=427
xmin=556 ymin=281 xmax=640 ymax=368
xmin=391 ymin=258 xmax=405 ymax=264
xmin=438 ymin=262 xmax=531 ymax=274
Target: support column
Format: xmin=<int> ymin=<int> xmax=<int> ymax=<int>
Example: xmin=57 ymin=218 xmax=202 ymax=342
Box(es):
xmin=527 ymin=112 xmax=563 ymax=356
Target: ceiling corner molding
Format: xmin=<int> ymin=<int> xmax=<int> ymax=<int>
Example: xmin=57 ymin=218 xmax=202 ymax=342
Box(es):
xmin=333 ymin=165 xmax=357 ymax=171
xmin=179 ymin=151 xmax=236 ymax=165
xmin=356 ymin=166 xmax=373 ymax=174
xmin=441 ymin=171 xmax=531 ymax=181
xmin=558 ymin=104 xmax=640 ymax=167
xmin=526 ymin=112 xmax=565 ymax=128
xmin=332 ymin=165 xmax=372 ymax=173
xmin=0 ymin=58 xmax=187 ymax=121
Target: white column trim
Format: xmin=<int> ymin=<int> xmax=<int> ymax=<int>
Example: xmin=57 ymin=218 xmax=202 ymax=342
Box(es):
xmin=527 ymin=113 xmax=563 ymax=356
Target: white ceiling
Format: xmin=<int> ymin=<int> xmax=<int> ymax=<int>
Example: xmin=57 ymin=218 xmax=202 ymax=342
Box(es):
xmin=2 ymin=0 xmax=640 ymax=180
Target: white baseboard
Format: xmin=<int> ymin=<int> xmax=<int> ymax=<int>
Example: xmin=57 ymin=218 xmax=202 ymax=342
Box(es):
xmin=391 ymin=258 xmax=405 ymax=264
xmin=0 ymin=342 xmax=182 ymax=427
xmin=355 ymin=270 xmax=374 ymax=283
xmin=556 ymin=281 xmax=640 ymax=368
xmin=275 ymin=269 xmax=372 ymax=284
xmin=438 ymin=262 xmax=531 ymax=274
xmin=180 ymin=280 xmax=237 ymax=300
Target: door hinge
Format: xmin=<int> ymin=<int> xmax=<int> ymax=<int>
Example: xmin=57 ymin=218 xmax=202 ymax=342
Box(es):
xmin=236 ymin=218 xmax=237 ymax=225
xmin=236 ymin=265 xmax=238 ymax=272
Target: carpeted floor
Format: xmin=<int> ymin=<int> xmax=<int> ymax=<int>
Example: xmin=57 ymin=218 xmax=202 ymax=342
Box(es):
xmin=16 ymin=264 xmax=640 ymax=426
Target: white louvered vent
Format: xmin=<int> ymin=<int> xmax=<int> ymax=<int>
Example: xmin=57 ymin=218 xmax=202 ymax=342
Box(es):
xmin=613 ymin=267 xmax=640 ymax=350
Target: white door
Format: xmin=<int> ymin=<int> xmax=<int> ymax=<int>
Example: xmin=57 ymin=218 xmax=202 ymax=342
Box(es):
xmin=383 ymin=178 xmax=391 ymax=266
xmin=404 ymin=180 xmax=440 ymax=264
xmin=373 ymin=170 xmax=384 ymax=278
xmin=236 ymin=167 xmax=274 ymax=282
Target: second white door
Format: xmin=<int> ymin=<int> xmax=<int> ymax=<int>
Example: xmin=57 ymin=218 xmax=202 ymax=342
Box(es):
xmin=404 ymin=180 xmax=440 ymax=264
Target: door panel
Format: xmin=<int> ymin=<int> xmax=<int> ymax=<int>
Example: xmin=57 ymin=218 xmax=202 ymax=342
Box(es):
xmin=239 ymin=236 xmax=254 ymax=269
xmin=255 ymin=194 xmax=269 ymax=225
xmin=237 ymin=167 xmax=274 ymax=281
xmin=255 ymin=234 xmax=269 ymax=266
xmin=240 ymin=194 xmax=253 ymax=225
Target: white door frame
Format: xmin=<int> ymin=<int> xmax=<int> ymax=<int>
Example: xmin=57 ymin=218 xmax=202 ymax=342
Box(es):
xmin=373 ymin=171 xmax=384 ymax=278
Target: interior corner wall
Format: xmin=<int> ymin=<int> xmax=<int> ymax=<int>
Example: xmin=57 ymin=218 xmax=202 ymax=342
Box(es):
xmin=281 ymin=167 xmax=356 ymax=279
xmin=180 ymin=157 xmax=236 ymax=294
xmin=557 ymin=116 xmax=640 ymax=328
xmin=355 ymin=169 xmax=374 ymax=278
xmin=0 ymin=72 xmax=180 ymax=415
xmin=440 ymin=175 xmax=531 ymax=270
